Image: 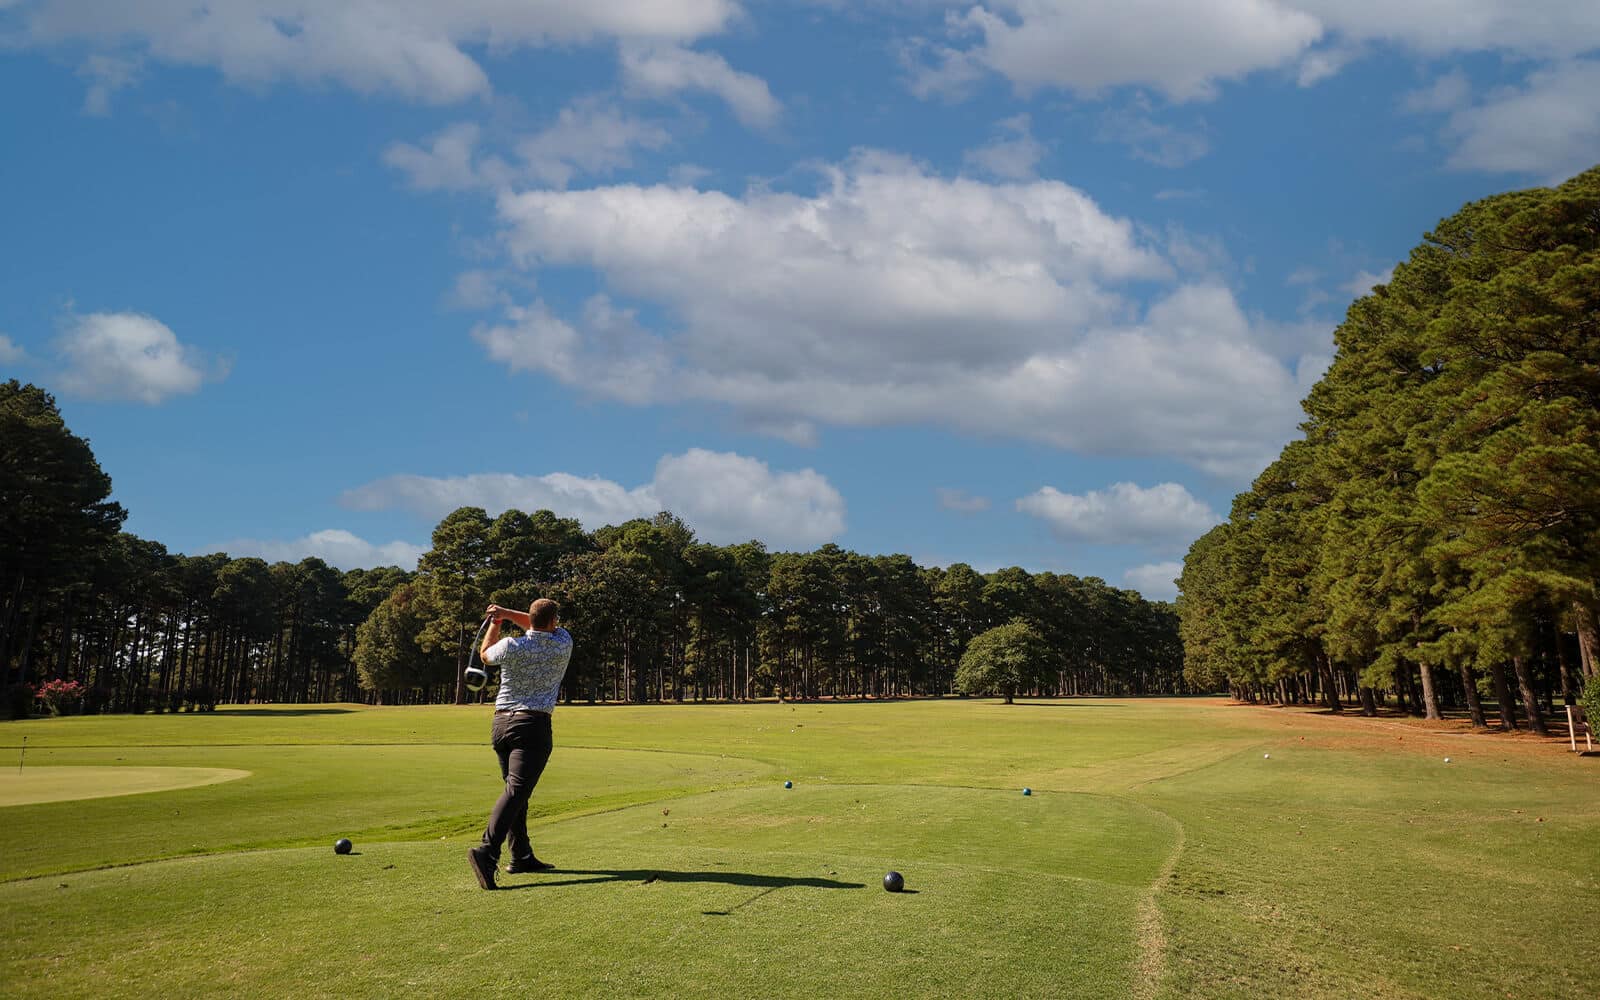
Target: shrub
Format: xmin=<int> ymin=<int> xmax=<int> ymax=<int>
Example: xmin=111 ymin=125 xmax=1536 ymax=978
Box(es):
xmin=1583 ymin=673 xmax=1600 ymax=726
xmin=4 ymin=682 xmax=34 ymax=720
xmin=37 ymin=678 xmax=86 ymax=716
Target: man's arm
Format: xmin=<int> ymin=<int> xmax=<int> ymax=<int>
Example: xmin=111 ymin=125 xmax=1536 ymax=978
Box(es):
xmin=479 ymin=619 xmax=502 ymax=665
xmin=486 ymin=604 xmax=531 ymax=630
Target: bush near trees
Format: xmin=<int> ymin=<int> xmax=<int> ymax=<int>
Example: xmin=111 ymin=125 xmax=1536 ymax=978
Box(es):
xmin=36 ymin=678 xmax=85 ymax=716
xmin=1 ymin=383 xmax=1185 ymax=708
xmin=955 ymin=620 xmax=1052 ymax=704
xmin=1178 ymin=166 xmax=1600 ymax=728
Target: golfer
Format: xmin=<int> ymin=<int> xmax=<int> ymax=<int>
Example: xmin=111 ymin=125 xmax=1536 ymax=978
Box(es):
xmin=467 ymin=598 xmax=572 ymax=891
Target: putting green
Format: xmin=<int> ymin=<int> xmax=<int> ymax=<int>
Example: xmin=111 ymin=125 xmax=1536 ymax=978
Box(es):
xmin=0 ymin=766 xmax=251 ymax=807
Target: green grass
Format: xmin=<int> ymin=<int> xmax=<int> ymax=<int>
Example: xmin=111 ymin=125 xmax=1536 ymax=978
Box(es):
xmin=0 ymin=765 xmax=250 ymax=806
xmin=1 ymin=699 xmax=1596 ymax=998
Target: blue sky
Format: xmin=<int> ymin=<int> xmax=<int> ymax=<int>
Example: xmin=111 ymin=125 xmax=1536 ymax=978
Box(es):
xmin=3 ymin=2 xmax=1597 ymax=600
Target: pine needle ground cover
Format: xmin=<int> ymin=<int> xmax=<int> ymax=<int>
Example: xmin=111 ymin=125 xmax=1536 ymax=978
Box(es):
xmin=1 ymin=700 xmax=1595 ymax=999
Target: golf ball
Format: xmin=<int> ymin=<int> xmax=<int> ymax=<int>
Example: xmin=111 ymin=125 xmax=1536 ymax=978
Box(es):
xmin=334 ymin=838 xmax=353 ymax=855
xmin=1443 ymin=757 xmax=1451 ymax=764
xmin=1022 ymin=787 xmax=1032 ymax=796
xmin=883 ymin=871 xmax=905 ymax=893
xmin=784 ymin=780 xmax=793 ymax=789
xmin=1263 ymin=753 xmax=1271 ymax=759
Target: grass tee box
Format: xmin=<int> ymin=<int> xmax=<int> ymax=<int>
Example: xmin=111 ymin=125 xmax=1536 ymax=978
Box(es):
xmin=2 ymin=699 xmax=1597 ymax=999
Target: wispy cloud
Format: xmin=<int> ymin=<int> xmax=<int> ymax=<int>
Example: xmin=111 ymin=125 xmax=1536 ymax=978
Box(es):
xmin=937 ymin=488 xmax=991 ymax=513
xmin=206 ymin=529 xmax=427 ymax=571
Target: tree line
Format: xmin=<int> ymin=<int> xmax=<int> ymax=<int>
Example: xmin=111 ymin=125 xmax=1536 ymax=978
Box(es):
xmin=3 ymin=378 xmax=1184 ymax=713
xmin=1177 ymin=167 xmax=1600 ymax=731
xmin=353 ymin=505 xmax=1183 ymax=705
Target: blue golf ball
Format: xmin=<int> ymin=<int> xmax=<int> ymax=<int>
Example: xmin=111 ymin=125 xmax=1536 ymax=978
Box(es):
xmin=783 ymin=780 xmax=793 ymax=789
xmin=334 ymin=838 xmax=353 ymax=855
xmin=883 ymin=871 xmax=905 ymax=893
xmin=1022 ymin=787 xmax=1032 ymax=796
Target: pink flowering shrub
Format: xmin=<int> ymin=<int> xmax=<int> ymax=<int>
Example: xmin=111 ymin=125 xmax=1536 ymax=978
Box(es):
xmin=37 ymin=678 xmax=86 ymax=716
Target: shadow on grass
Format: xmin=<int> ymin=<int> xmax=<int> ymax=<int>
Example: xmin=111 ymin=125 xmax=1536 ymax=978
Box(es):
xmin=1006 ymin=701 xmax=1117 ymax=708
xmin=497 ymin=869 xmax=865 ymax=894
xmin=209 ymin=708 xmax=357 ymax=717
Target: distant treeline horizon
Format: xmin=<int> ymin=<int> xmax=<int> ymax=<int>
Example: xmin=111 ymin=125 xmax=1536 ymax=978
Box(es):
xmin=2 ymin=379 xmax=1183 ymax=713
xmin=1178 ymin=167 xmax=1600 ymax=731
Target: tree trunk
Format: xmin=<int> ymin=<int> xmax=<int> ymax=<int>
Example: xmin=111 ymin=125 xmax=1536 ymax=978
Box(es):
xmin=1417 ymin=660 xmax=1443 ymax=720
xmin=1456 ymin=660 xmax=1487 ymax=729
xmin=1358 ymin=685 xmax=1377 ymax=717
xmin=1510 ymin=656 xmax=1547 ymax=736
xmin=1573 ymin=600 xmax=1599 ymax=678
xmin=1318 ymin=654 xmax=1342 ymax=713
xmin=1551 ymin=622 xmax=1577 ymax=713
xmin=1489 ymin=661 xmax=1518 ymax=730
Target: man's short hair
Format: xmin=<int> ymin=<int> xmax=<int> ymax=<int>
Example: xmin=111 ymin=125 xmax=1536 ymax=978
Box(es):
xmin=529 ymin=598 xmax=559 ymax=630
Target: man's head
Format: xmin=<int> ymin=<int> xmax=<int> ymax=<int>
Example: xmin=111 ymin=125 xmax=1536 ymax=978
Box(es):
xmin=529 ymin=598 xmax=560 ymax=631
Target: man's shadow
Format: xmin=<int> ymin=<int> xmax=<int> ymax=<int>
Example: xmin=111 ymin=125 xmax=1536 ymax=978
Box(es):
xmin=497 ymin=868 xmax=868 ymax=912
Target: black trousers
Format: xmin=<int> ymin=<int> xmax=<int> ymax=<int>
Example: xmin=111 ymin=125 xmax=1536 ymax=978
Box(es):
xmin=480 ymin=710 xmax=553 ymax=861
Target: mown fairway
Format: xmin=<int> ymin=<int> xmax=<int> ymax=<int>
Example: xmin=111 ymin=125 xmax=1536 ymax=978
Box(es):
xmin=2 ymin=699 xmax=1595 ymax=999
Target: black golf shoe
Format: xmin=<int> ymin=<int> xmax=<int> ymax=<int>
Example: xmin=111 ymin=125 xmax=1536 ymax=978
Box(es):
xmin=505 ymin=855 xmax=555 ymax=874
xmin=468 ymin=847 xmax=499 ymax=890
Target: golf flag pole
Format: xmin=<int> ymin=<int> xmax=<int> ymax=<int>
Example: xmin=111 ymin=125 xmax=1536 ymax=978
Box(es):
xmin=17 ymin=735 xmax=25 ymax=775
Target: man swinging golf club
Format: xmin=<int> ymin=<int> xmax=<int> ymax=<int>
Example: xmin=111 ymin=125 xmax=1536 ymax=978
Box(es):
xmin=467 ymin=598 xmax=572 ymax=891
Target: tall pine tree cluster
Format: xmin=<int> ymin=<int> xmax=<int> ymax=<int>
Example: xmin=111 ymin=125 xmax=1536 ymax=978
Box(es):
xmin=2 ymin=380 xmax=1183 ymax=712
xmin=1178 ymin=167 xmax=1600 ymax=731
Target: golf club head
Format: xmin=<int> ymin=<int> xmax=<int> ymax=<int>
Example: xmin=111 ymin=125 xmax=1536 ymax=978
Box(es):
xmin=464 ymin=665 xmax=489 ymax=693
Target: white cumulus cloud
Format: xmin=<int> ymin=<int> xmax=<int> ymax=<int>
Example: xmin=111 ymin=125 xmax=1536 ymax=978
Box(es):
xmin=1123 ymin=560 xmax=1183 ymax=602
xmin=206 ymin=529 xmax=427 ymax=571
xmin=483 ymin=156 xmax=1311 ymax=477
xmin=340 ymin=448 xmax=845 ymax=549
xmin=10 ymin=0 xmax=741 ymax=104
xmin=923 ymin=0 xmax=1323 ymax=102
xmin=1295 ymin=1 xmax=1600 ymax=60
xmin=1443 ymin=59 xmax=1600 ymax=183
xmin=54 ymin=311 xmax=222 ymax=404
xmin=0 ymin=334 xmax=25 ymax=364
xmin=908 ymin=1 xmax=1600 ymax=100
xmin=1017 ymin=482 xmax=1220 ymax=547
